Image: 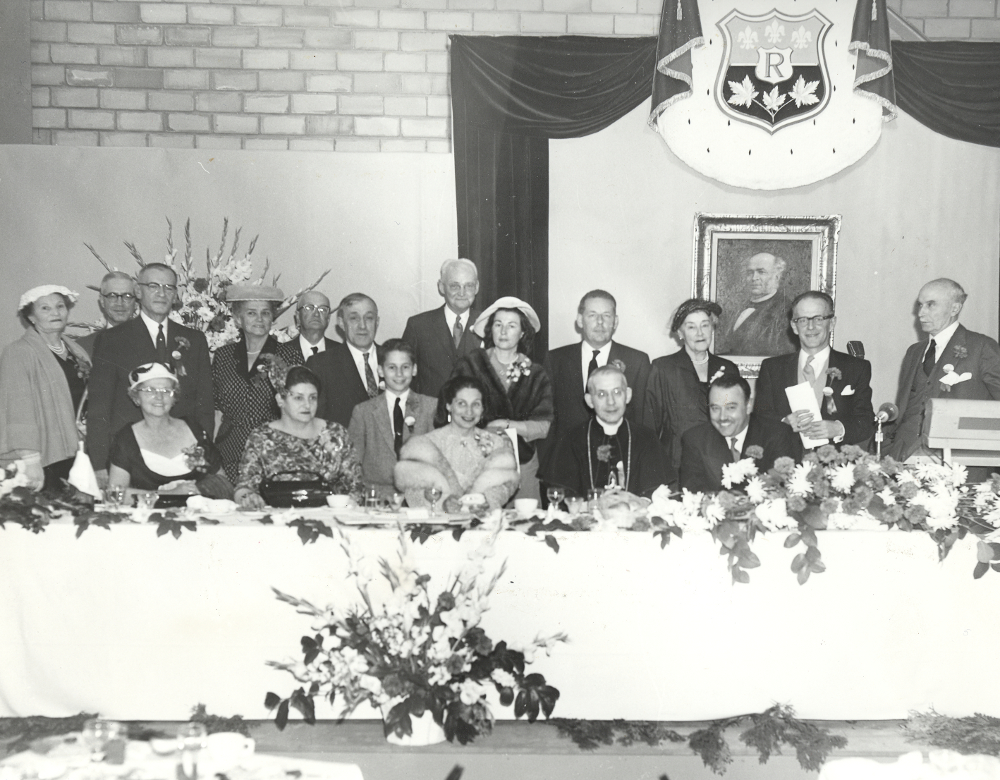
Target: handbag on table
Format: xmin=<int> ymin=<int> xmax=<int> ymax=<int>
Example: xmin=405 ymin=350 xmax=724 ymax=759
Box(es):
xmin=258 ymin=470 xmax=331 ymax=508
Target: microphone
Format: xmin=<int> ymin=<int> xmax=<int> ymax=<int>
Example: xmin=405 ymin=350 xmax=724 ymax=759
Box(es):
xmin=847 ymin=341 xmax=865 ymax=359
xmin=875 ymin=402 xmax=898 ymax=424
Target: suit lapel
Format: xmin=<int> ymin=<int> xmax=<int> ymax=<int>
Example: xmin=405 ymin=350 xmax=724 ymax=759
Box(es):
xmin=375 ymin=396 xmax=395 ymax=452
xmin=338 ymin=342 xmax=369 ymax=397
xmin=933 ymin=325 xmax=967 ymax=380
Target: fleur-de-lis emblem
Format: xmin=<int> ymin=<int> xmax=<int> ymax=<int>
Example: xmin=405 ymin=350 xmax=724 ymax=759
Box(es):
xmin=791 ymin=25 xmax=812 ymax=49
xmin=764 ymin=20 xmax=785 ymax=43
xmin=738 ymin=26 xmax=758 ymax=49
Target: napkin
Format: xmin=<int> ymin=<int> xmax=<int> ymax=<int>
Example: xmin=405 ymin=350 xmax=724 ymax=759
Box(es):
xmin=68 ymin=441 xmax=101 ymax=499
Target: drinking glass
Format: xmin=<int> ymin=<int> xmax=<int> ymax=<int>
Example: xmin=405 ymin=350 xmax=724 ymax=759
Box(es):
xmin=586 ymin=489 xmax=601 ymax=513
xmin=546 ymin=487 xmax=565 ymax=512
xmin=135 ymin=492 xmax=157 ymax=510
xmin=390 ymin=491 xmax=405 ymax=512
xmin=364 ymin=487 xmax=379 ymax=512
xmin=81 ymin=718 xmax=126 ymax=762
xmin=176 ymin=723 xmax=207 ymax=780
xmin=566 ymin=496 xmax=586 ymax=516
xmin=424 ymin=487 xmax=443 ymax=516
xmin=105 ymin=486 xmax=127 ymax=508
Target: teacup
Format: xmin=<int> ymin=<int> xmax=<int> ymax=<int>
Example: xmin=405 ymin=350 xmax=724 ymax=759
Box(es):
xmin=326 ymin=494 xmax=350 ymax=508
xmin=513 ymin=498 xmax=539 ymax=518
xmin=205 ymin=733 xmax=255 ymax=772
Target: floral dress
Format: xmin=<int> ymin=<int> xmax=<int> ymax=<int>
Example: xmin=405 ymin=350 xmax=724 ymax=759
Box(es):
xmin=236 ymin=420 xmax=364 ymax=501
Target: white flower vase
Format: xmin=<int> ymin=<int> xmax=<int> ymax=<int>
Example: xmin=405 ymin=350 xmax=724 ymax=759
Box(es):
xmin=380 ymin=702 xmax=447 ymax=747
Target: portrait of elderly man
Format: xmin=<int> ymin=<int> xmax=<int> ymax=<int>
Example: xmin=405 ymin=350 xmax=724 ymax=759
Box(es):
xmin=754 ymin=291 xmax=874 ymax=456
xmin=680 ymin=375 xmax=797 ymax=493
xmin=307 ymin=292 xmax=381 ymax=427
xmin=716 ymin=250 xmax=798 ymax=357
xmin=76 ymin=271 xmax=138 ymax=357
xmin=277 ymin=290 xmax=336 ymax=366
xmin=886 ymin=278 xmax=1000 ymax=473
xmin=544 ymin=364 xmax=670 ymax=499
xmin=402 ymin=258 xmax=482 ymax=398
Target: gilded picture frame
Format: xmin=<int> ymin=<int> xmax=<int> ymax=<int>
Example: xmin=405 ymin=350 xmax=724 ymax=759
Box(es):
xmin=693 ymin=213 xmax=841 ymax=378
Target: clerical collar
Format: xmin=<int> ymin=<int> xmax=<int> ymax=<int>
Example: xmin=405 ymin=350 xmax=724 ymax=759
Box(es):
xmin=597 ymin=418 xmax=623 ymax=435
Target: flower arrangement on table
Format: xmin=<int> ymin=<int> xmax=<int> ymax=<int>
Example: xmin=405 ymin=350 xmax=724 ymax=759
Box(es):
xmin=264 ymin=527 xmax=566 ymax=744
xmin=79 ymin=218 xmax=329 ymax=353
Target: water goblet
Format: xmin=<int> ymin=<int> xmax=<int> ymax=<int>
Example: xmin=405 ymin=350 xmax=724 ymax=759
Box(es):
xmin=135 ymin=492 xmax=157 ymax=511
xmin=546 ymin=486 xmax=565 ymax=514
xmin=586 ymin=489 xmax=601 ymax=513
xmin=104 ymin=486 xmax=127 ymax=508
xmin=176 ymin=722 xmax=207 ymax=780
xmin=424 ymin=486 xmax=443 ymax=516
xmin=81 ymin=718 xmax=126 ymax=763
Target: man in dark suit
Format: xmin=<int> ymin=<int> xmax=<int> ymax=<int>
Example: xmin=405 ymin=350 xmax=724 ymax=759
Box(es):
xmin=754 ymin=291 xmax=875 ymax=455
xmin=87 ymin=263 xmax=213 ymax=480
xmin=540 ymin=290 xmax=650 ymax=469
xmin=887 ymin=278 xmax=1000 ymax=466
xmin=716 ymin=252 xmax=796 ymax=357
xmin=401 ymin=258 xmax=482 ymax=399
xmin=307 ymin=293 xmax=381 ymax=427
xmin=277 ymin=290 xmax=337 ymax=366
xmin=680 ymin=375 xmax=797 ymax=493
xmin=76 ymin=271 xmax=137 ymax=357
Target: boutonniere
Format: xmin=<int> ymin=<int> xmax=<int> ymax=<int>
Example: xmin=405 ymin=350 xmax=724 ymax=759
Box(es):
xmin=596 ymin=444 xmax=612 ymax=462
xmin=404 ymin=415 xmax=415 ymax=432
xmin=939 ymin=364 xmax=973 ymax=393
xmin=472 ymin=430 xmax=496 ymax=457
xmin=825 ymin=367 xmax=842 ymax=382
xmin=258 ymin=353 xmax=289 ymax=388
xmin=745 ymin=445 xmax=764 ymax=460
xmin=70 ymin=351 xmax=91 ymax=382
xmin=953 ymin=345 xmax=968 ymax=361
xmin=610 ymin=358 xmax=627 ymax=373
xmin=709 ymin=367 xmax=726 ymax=384
xmin=182 ymin=444 xmax=209 ymax=474
xmin=172 ymin=336 xmax=190 ymax=377
xmin=822 ymin=386 xmax=837 ymax=415
xmin=505 ymin=356 xmax=532 ymax=384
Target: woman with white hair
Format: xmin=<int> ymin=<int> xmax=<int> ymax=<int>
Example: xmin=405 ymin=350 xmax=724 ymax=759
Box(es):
xmin=0 ymin=285 xmax=91 ymax=490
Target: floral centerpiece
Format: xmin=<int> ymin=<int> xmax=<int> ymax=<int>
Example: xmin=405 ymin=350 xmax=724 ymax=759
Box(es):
xmin=80 ymin=218 xmax=328 ymax=352
xmin=265 ymin=527 xmax=566 ymax=744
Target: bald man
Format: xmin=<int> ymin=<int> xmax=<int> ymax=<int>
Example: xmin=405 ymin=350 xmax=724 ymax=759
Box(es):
xmin=887 ymin=278 xmax=1000 ymax=467
xmin=716 ymin=252 xmax=796 ymax=357
xmin=277 ymin=290 xmax=337 ymax=366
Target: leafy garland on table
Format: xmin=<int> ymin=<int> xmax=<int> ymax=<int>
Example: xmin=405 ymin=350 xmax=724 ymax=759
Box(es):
xmin=903 ymin=709 xmax=1000 ymax=756
xmin=265 ymin=525 xmax=566 ymax=744
xmin=76 ymin=217 xmax=329 ymax=353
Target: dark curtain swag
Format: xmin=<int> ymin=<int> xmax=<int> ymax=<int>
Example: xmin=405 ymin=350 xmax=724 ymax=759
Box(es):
xmin=451 ymin=33 xmax=1000 ymax=351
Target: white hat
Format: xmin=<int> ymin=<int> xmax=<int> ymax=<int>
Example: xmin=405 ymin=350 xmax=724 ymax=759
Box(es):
xmin=128 ymin=362 xmax=179 ymax=390
xmin=472 ymin=296 xmax=541 ymax=338
xmin=18 ymin=285 xmax=79 ymax=312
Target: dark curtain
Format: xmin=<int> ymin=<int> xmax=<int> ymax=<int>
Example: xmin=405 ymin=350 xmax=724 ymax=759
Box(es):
xmin=892 ymin=41 xmax=1000 ymax=148
xmin=450 ymin=35 xmax=658 ymax=357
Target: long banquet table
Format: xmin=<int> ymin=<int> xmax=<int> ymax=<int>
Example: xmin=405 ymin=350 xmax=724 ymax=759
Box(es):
xmin=1 ymin=511 xmax=997 ymax=722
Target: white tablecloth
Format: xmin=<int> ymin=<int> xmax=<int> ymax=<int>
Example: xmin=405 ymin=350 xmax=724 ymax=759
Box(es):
xmin=1 ymin=517 xmax=996 ymax=721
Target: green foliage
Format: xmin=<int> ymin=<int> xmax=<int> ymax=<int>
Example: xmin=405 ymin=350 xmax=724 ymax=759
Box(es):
xmin=905 ymin=709 xmax=1000 ymax=755
xmin=0 ymin=713 xmax=96 ymax=757
xmin=551 ymin=719 xmax=684 ymax=751
xmin=189 ymin=703 xmax=252 ymax=737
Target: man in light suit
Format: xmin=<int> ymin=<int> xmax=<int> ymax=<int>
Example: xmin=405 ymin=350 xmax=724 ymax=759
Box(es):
xmin=680 ymin=375 xmax=797 ymax=493
xmin=277 ymin=290 xmax=337 ymax=366
xmin=77 ymin=271 xmax=137 ymax=357
xmin=348 ymin=338 xmax=436 ymax=496
xmin=887 ymin=278 xmax=1000 ymax=470
xmin=87 ymin=263 xmax=213 ymax=481
xmin=307 ymin=293 xmax=381 ymax=428
xmin=754 ymin=291 xmax=875 ymax=456
xmin=401 ymin=258 xmax=482 ymax=399
xmin=540 ymin=290 xmax=650 ymax=469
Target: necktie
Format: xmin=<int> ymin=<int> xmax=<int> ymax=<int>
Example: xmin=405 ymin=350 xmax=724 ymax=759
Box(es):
xmin=156 ymin=324 xmax=167 ymax=362
xmin=363 ymin=352 xmax=378 ymax=398
xmin=393 ymin=396 xmax=404 ymax=458
xmin=730 ymin=437 xmax=740 ymax=462
xmin=453 ymin=316 xmax=464 ymax=349
xmin=588 ymin=349 xmax=600 ymax=377
xmin=803 ymin=355 xmax=822 ymax=404
xmin=923 ymin=338 xmax=936 ymax=376
xmin=311 ymin=346 xmax=318 ymax=356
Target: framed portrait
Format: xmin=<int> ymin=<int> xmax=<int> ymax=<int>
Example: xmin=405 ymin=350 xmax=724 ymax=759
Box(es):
xmin=693 ymin=214 xmax=841 ymax=377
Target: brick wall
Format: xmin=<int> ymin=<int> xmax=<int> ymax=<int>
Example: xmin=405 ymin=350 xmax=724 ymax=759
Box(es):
xmin=28 ymin=0 xmax=985 ymax=150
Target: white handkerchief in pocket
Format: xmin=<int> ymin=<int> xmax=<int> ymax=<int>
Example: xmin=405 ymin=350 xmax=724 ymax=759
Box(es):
xmin=841 ymin=385 xmax=855 ymax=395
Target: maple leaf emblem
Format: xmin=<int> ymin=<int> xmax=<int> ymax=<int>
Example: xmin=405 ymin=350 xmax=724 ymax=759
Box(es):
xmin=738 ymin=27 xmax=758 ymax=50
xmin=727 ymin=76 xmax=758 ymax=108
xmin=789 ymin=76 xmax=819 ymax=107
xmin=762 ymin=86 xmax=786 ymax=113
xmin=764 ymin=20 xmax=785 ymax=43
xmin=791 ymin=25 xmax=812 ymax=49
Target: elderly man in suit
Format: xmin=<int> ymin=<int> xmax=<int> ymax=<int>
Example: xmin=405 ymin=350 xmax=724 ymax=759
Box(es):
xmin=886 ymin=278 xmax=1000 ymax=470
xmin=540 ymin=290 xmax=650 ymax=470
xmin=716 ymin=252 xmax=795 ymax=357
xmin=348 ymin=338 xmax=436 ymax=497
xmin=680 ymin=375 xmax=797 ymax=493
xmin=401 ymin=258 xmax=482 ymax=399
xmin=87 ymin=263 xmax=213 ymax=482
xmin=754 ymin=291 xmax=875 ymax=455
xmin=307 ymin=293 xmax=381 ymax=427
xmin=277 ymin=290 xmax=337 ymax=366
xmin=76 ymin=271 xmax=137 ymax=356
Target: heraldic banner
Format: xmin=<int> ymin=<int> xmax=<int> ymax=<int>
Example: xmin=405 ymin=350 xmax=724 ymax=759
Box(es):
xmin=650 ymin=0 xmax=896 ymax=189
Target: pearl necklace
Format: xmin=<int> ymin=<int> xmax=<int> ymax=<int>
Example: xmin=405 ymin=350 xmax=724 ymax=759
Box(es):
xmin=47 ymin=340 xmax=66 ymax=356
xmin=690 ymin=352 xmax=709 ymax=365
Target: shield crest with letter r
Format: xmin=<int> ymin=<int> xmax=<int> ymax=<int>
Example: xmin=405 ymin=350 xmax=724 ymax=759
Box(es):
xmin=716 ymin=9 xmax=832 ymax=134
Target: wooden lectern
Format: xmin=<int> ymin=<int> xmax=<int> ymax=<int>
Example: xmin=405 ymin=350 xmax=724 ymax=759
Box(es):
xmin=926 ymin=398 xmax=1000 ymax=467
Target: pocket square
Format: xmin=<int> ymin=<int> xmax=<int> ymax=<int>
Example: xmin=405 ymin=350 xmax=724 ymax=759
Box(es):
xmin=841 ymin=385 xmax=855 ymax=396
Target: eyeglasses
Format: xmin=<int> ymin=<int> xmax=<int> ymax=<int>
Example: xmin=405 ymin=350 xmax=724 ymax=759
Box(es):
xmin=445 ymin=283 xmax=478 ymax=294
xmin=299 ymin=305 xmax=331 ymax=315
xmin=137 ymin=387 xmax=176 ymax=397
xmin=102 ymin=292 xmax=135 ymax=302
xmin=138 ymin=282 xmax=178 ymax=294
xmin=792 ymin=314 xmax=834 ymax=328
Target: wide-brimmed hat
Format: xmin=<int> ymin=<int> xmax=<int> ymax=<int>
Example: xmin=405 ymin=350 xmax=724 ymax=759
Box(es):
xmin=472 ymin=296 xmax=541 ymax=338
xmin=128 ymin=362 xmax=178 ymax=390
xmin=225 ymin=284 xmax=285 ymax=302
xmin=18 ymin=285 xmax=79 ymax=313
xmin=670 ymin=298 xmax=722 ymax=334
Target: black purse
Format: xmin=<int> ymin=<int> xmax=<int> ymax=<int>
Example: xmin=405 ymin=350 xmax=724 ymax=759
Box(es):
xmin=258 ymin=470 xmax=330 ymax=508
